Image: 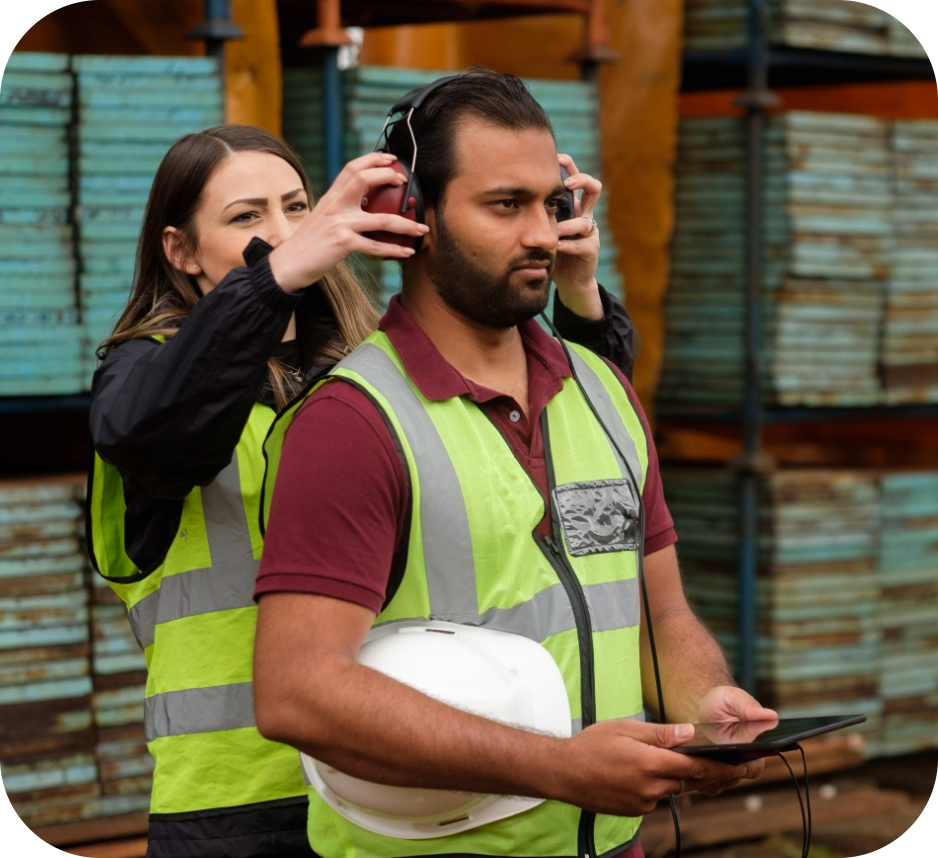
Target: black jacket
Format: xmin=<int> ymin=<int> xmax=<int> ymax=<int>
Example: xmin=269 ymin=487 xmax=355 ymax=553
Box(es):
xmin=89 ymin=238 xmax=636 ymax=574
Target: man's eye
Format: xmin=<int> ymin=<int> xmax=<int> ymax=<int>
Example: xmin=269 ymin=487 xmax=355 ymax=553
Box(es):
xmin=496 ymin=199 xmax=517 ymax=210
xmin=546 ymin=198 xmax=562 ymax=212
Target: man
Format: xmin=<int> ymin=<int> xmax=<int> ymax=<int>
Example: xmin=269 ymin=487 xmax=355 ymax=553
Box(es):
xmin=254 ymin=70 xmax=775 ymax=858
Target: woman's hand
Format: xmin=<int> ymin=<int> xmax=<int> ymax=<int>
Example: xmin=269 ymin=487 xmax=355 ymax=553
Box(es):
xmin=269 ymin=152 xmax=430 ymax=292
xmin=553 ymin=153 xmax=603 ymax=320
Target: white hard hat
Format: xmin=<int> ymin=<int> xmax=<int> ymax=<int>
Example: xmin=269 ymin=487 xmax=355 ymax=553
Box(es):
xmin=301 ymin=620 xmax=571 ymax=839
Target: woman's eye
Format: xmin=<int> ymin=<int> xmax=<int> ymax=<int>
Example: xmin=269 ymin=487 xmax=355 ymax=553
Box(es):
xmin=230 ymin=211 xmax=257 ymax=224
xmin=286 ymin=202 xmax=308 ymax=214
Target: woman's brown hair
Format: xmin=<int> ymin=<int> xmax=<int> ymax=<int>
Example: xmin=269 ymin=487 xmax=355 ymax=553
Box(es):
xmin=101 ymin=125 xmax=379 ymax=408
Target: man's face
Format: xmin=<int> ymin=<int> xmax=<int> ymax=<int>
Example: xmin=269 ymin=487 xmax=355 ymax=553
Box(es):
xmin=425 ymin=117 xmax=565 ymax=329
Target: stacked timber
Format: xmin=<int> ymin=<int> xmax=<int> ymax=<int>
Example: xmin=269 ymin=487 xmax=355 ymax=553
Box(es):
xmin=72 ymin=56 xmax=224 ymax=381
xmin=665 ymin=468 xmax=882 ymax=740
xmin=0 ymin=475 xmax=97 ymax=828
xmin=661 ymin=112 xmax=890 ymax=407
xmin=282 ymin=65 xmax=623 ymax=307
xmin=876 ymin=473 xmax=938 ymax=756
xmin=89 ymin=573 xmax=151 ymax=814
xmin=883 ymin=121 xmax=938 ymax=404
xmin=282 ymin=68 xmax=327 ymax=196
xmin=684 ymin=1 xmax=917 ymax=55
xmin=0 ymin=52 xmax=84 ymax=396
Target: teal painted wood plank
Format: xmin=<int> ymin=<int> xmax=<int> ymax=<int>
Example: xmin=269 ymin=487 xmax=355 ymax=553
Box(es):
xmin=79 ymin=274 xmax=133 ymax=293
xmin=78 ymin=222 xmax=142 ymax=242
xmin=77 ymin=106 xmax=222 ymax=124
xmin=81 ymin=256 xmax=135 ymax=276
xmin=0 ymin=341 xmax=82 ymax=361
xmin=77 ymin=155 xmax=164 ymax=175
xmin=0 ymin=293 xmax=76 ymax=311
xmin=0 ymin=376 xmax=85 ymax=396
xmin=0 ymin=223 xmax=71 ymax=241
xmin=79 ymin=89 xmax=221 ymax=109
xmin=73 ymin=55 xmax=218 ymax=76
xmin=5 ymin=53 xmax=70 ymax=73
xmin=0 ymin=323 xmax=82 ymax=343
xmin=0 ymin=657 xmax=88 ymax=689
xmin=0 ymin=104 xmax=71 ymax=126
xmin=0 ymin=624 xmax=89 ymax=651
xmin=0 ymin=208 xmax=68 ymax=225
xmin=77 ymin=72 xmax=221 ymax=92
xmin=0 ymin=259 xmax=75 ymax=276
xmin=0 ymin=192 xmax=70 ymax=209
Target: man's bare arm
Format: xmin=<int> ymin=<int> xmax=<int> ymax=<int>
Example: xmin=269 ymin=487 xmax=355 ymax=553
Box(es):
xmin=253 ymin=591 xmax=750 ymax=817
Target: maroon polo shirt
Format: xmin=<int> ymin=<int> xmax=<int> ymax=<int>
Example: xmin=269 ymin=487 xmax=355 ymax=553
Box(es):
xmin=255 ymin=296 xmax=676 ymax=613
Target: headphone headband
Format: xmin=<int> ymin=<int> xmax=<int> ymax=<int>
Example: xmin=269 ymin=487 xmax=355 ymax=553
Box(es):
xmin=388 ymin=74 xmax=462 ymax=117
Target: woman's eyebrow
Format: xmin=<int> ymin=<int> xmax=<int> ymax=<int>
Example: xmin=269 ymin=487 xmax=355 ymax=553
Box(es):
xmin=223 ymin=196 xmax=267 ymax=212
xmin=281 ymin=188 xmax=305 ymax=201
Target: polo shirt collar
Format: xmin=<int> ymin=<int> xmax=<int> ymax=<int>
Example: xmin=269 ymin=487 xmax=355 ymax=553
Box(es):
xmin=379 ymin=294 xmax=572 ymax=403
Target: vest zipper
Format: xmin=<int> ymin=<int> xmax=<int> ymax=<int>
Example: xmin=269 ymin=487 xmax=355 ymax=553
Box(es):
xmin=539 ymin=413 xmax=597 ymax=858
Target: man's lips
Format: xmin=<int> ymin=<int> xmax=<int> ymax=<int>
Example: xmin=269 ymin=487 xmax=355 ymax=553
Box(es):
xmin=512 ymin=261 xmax=552 ymax=276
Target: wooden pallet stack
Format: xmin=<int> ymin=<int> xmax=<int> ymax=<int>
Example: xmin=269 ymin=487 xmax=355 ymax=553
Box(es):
xmin=665 ymin=467 xmax=883 ymax=740
xmin=282 ymin=65 xmax=623 ymax=308
xmin=876 ymin=472 xmax=938 ymax=756
xmin=683 ymin=0 xmax=919 ymax=55
xmin=0 ymin=52 xmax=84 ymax=396
xmin=883 ymin=120 xmax=938 ymax=404
xmin=88 ymin=573 xmax=151 ymax=815
xmin=282 ymin=68 xmax=327 ymax=196
xmin=72 ymin=56 xmax=224 ymax=382
xmin=0 ymin=476 xmax=98 ymax=828
xmin=660 ymin=111 xmax=890 ymax=407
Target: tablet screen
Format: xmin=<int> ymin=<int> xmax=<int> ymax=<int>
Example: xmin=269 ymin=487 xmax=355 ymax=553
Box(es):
xmin=678 ymin=715 xmax=867 ymax=751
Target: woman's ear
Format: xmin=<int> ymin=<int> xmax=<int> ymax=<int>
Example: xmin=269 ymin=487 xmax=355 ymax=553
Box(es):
xmin=163 ymin=227 xmax=201 ymax=276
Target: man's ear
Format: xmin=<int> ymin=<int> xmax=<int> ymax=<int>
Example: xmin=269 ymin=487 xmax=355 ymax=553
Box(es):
xmin=421 ymin=208 xmax=437 ymax=252
xmin=163 ymin=227 xmax=201 ymax=276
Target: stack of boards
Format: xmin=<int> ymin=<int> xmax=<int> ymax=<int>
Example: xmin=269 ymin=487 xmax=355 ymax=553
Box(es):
xmin=684 ymin=0 xmax=926 ymax=57
xmin=664 ymin=467 xmax=883 ymax=745
xmin=0 ymin=53 xmax=83 ymax=395
xmin=0 ymin=475 xmax=152 ymax=827
xmin=0 ymin=476 xmax=95 ymax=829
xmin=73 ymin=56 xmax=224 ymax=381
xmin=282 ymin=65 xmax=623 ymax=308
xmin=884 ymin=121 xmax=938 ymax=404
xmin=876 ymin=473 xmax=938 ymax=756
xmin=661 ymin=112 xmax=889 ymax=407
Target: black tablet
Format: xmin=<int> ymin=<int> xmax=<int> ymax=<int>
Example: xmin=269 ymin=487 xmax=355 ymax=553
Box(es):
xmin=672 ymin=715 xmax=867 ymax=765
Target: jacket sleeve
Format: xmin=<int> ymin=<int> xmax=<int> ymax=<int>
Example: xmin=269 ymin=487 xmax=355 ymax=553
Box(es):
xmin=551 ymin=285 xmax=636 ymax=381
xmin=89 ymin=239 xmax=302 ymax=501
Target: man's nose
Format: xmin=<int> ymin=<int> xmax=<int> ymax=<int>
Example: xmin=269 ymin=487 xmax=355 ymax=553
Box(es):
xmin=522 ymin=206 xmax=559 ymax=251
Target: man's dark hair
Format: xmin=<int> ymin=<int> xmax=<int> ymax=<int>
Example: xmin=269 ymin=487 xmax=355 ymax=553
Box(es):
xmin=385 ymin=67 xmax=554 ymax=212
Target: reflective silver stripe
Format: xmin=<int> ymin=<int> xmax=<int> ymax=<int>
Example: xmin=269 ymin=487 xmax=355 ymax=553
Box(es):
xmin=572 ymin=711 xmax=645 ymax=735
xmin=127 ymin=589 xmax=159 ymax=650
xmin=337 ymin=344 xmax=477 ymax=616
xmin=145 ymin=682 xmax=256 ymax=741
xmin=128 ymin=454 xmax=259 ymax=649
xmin=376 ymin=578 xmax=639 ymax=642
xmin=585 ymin=579 xmax=641 ymax=632
xmin=568 ymin=348 xmax=644 ymax=489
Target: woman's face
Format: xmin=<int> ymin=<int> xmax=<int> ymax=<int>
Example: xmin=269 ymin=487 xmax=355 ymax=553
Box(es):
xmin=165 ymin=150 xmax=311 ymax=295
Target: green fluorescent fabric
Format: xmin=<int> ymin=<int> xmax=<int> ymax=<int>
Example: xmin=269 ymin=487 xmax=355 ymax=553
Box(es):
xmin=262 ymin=331 xmax=650 ymax=858
xmin=88 ymin=401 xmax=306 ymax=815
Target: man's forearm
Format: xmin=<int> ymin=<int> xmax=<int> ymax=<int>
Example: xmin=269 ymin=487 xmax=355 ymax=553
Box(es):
xmin=640 ymin=605 xmax=735 ymax=724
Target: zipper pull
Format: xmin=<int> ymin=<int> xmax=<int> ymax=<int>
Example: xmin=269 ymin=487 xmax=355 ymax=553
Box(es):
xmin=543 ymin=534 xmax=563 ymax=557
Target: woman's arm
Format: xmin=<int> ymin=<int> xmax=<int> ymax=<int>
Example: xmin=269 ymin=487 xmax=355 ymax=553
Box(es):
xmin=90 ymin=240 xmax=300 ymax=501
xmin=552 ymin=285 xmax=636 ymax=381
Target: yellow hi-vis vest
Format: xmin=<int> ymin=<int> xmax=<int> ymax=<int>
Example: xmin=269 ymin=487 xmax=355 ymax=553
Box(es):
xmin=86 ymin=400 xmax=307 ymax=820
xmin=262 ymin=330 xmax=650 ymax=858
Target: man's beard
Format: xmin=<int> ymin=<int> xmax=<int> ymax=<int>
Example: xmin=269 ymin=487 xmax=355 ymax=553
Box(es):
xmin=426 ymin=210 xmax=554 ymax=329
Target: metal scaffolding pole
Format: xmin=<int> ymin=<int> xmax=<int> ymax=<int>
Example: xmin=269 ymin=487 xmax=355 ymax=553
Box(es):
xmin=186 ymin=0 xmax=244 ymax=81
xmin=734 ymin=0 xmax=778 ymax=694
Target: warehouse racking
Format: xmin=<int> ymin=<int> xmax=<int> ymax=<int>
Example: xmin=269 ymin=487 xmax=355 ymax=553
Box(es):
xmin=658 ymin=0 xmax=938 ymax=702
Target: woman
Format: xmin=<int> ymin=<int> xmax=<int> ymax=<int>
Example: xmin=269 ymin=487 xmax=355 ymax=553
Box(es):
xmin=86 ymin=124 xmax=633 ymax=858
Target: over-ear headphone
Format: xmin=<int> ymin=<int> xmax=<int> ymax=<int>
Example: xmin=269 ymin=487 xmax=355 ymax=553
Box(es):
xmin=361 ymin=74 xmax=576 ymax=253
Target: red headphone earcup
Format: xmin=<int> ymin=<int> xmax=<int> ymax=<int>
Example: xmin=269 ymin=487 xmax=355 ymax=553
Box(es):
xmin=361 ymin=160 xmax=425 ymax=253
